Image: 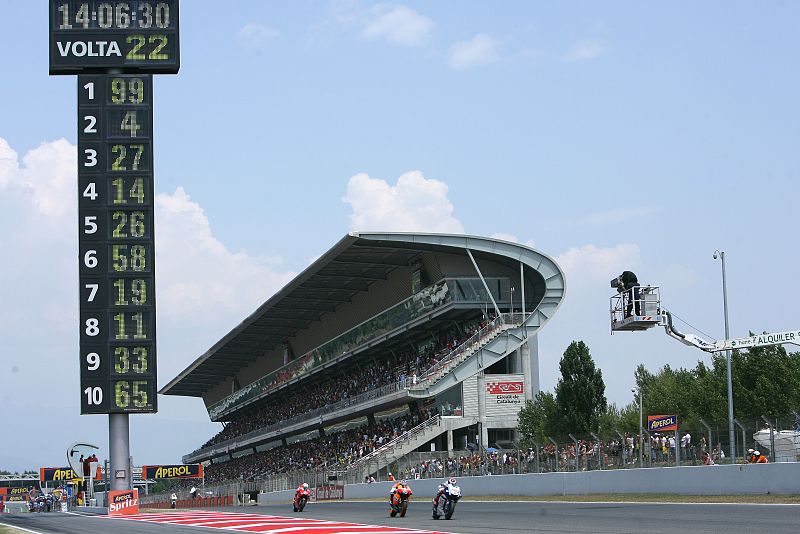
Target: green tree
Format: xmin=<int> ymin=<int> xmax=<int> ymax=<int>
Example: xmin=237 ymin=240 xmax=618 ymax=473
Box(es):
xmin=633 ymin=342 xmax=800 ymax=426
xmin=517 ymin=391 xmax=559 ymax=445
xmin=554 ymin=341 xmax=607 ymax=434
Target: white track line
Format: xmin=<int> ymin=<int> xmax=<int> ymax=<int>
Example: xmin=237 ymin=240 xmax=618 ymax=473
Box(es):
xmin=0 ymin=520 xmax=47 ymax=534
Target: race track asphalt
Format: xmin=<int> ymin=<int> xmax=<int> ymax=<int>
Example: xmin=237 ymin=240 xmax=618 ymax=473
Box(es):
xmin=1 ymin=500 xmax=798 ymax=534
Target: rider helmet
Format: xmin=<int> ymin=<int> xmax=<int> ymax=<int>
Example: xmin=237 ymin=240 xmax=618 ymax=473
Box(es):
xmin=448 ymin=477 xmax=457 ymax=485
xmin=302 ymin=483 xmax=309 ymax=490
xmin=753 ymin=451 xmax=761 ymax=457
xmin=400 ymin=479 xmax=408 ymax=486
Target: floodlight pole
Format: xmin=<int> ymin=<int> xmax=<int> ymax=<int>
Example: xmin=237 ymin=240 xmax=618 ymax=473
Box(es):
xmin=714 ymin=250 xmax=736 ymax=463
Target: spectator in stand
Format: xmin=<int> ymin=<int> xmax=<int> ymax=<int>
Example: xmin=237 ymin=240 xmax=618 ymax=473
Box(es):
xmin=199 ymin=320 xmax=482 ymax=451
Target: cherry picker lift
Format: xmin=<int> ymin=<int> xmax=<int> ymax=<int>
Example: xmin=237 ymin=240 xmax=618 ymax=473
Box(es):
xmin=609 ymin=271 xmax=800 ymax=352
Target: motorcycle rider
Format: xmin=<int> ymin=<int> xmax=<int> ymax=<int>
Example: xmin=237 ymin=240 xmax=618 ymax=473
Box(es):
xmin=389 ymin=479 xmax=411 ymax=504
xmin=432 ymin=477 xmax=458 ymax=510
xmin=170 ymin=492 xmax=178 ymax=508
xmin=296 ymin=482 xmax=310 ymax=496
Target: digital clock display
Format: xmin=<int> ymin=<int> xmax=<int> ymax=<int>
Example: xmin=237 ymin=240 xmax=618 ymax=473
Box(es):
xmin=49 ymin=1 xmax=180 ymax=74
xmin=78 ymin=74 xmax=157 ymax=414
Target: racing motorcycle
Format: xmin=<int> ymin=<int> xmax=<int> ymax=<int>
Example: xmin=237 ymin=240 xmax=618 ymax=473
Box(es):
xmin=389 ymin=485 xmax=413 ymax=517
xmin=293 ymin=487 xmax=311 ymax=512
xmin=432 ymin=482 xmax=461 ymax=520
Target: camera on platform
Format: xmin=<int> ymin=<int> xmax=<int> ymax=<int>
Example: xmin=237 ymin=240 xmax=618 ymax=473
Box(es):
xmin=610 ymin=276 xmax=625 ymax=293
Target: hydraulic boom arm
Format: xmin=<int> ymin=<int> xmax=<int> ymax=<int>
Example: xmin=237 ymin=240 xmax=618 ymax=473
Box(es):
xmin=661 ymin=310 xmax=800 ymax=352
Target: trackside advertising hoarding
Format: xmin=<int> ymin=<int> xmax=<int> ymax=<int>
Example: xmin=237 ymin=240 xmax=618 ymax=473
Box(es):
xmin=40 ymin=467 xmax=103 ymax=481
xmin=314 ymin=485 xmax=345 ymax=501
xmin=647 ymin=414 xmax=678 ymax=432
xmin=142 ymin=464 xmax=203 ymax=479
xmin=109 ymin=489 xmax=138 ymax=516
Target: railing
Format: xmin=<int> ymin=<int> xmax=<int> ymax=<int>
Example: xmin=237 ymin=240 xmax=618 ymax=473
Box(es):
xmin=412 ymin=313 xmax=525 ymax=389
xmin=348 ymin=415 xmax=442 ymax=471
xmin=185 ymin=379 xmax=413 ymax=461
xmin=208 ymin=277 xmax=514 ymax=420
xmin=207 ymin=280 xmax=455 ymax=420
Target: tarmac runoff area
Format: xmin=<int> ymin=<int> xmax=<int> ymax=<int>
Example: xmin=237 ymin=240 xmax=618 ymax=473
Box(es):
xmin=1 ymin=499 xmax=800 ymax=534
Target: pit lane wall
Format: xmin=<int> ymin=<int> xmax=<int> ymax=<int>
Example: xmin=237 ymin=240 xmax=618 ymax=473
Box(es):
xmin=257 ymin=463 xmax=800 ymax=503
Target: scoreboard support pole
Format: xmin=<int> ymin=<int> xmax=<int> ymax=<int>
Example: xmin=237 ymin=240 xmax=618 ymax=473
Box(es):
xmin=109 ymin=413 xmax=131 ymax=491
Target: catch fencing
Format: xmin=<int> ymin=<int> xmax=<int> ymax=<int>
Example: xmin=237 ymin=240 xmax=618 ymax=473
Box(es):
xmin=147 ymin=415 xmax=799 ymax=503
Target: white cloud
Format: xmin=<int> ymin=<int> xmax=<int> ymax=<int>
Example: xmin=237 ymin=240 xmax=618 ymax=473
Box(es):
xmin=0 ymin=137 xmax=296 ymax=468
xmin=556 ymin=243 xmax=640 ymax=282
xmin=0 ymin=137 xmax=76 ymax=220
xmin=235 ymin=23 xmax=280 ymax=49
xmin=489 ymin=233 xmax=537 ymax=250
xmin=155 ymin=187 xmax=295 ymax=319
xmin=448 ymin=34 xmax=500 ymax=70
xmin=360 ymin=5 xmax=433 ymax=46
xmin=564 ymin=39 xmax=607 ymax=62
xmin=343 ymin=170 xmax=464 ymax=233
xmin=334 ymin=3 xmax=434 ymax=47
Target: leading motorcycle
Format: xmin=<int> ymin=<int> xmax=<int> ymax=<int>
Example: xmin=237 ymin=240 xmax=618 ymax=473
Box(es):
xmin=432 ymin=483 xmax=461 ymax=520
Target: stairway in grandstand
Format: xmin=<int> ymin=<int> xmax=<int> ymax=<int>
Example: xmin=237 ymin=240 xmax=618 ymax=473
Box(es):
xmin=344 ymin=414 xmax=477 ymax=481
xmin=407 ymin=313 xmax=528 ymax=397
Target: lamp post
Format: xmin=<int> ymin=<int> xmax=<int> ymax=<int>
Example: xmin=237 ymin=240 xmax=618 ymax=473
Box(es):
xmin=632 ymin=387 xmax=643 ymax=467
xmin=714 ymin=249 xmax=735 ymax=463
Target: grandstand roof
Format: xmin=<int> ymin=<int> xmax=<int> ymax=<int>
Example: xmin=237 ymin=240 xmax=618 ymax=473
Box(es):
xmin=160 ymin=232 xmax=564 ymax=398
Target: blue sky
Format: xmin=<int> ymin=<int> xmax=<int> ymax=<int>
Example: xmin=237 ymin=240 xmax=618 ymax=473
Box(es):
xmin=1 ymin=1 xmax=798 ymax=471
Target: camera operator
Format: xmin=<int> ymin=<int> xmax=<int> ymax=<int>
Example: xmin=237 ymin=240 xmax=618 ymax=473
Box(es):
xmin=612 ymin=271 xmax=640 ymax=317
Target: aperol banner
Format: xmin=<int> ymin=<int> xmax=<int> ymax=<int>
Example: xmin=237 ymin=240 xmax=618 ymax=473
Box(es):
xmin=647 ymin=414 xmax=678 ymax=432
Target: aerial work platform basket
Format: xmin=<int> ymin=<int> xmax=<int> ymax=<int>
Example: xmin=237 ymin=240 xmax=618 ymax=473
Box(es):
xmin=610 ymin=285 xmax=663 ymax=332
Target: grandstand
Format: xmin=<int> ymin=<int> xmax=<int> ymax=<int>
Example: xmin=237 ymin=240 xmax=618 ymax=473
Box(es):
xmin=161 ymin=232 xmax=565 ymax=485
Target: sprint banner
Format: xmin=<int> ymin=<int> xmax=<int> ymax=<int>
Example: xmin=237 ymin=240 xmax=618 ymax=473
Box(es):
xmin=142 ymin=464 xmax=203 ymax=479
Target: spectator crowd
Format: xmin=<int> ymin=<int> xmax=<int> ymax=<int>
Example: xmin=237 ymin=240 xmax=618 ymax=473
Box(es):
xmin=198 ymin=317 xmax=489 ymax=451
xmin=204 ymin=408 xmax=438 ymax=483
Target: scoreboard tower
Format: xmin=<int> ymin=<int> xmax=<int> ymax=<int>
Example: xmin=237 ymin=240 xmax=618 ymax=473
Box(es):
xmin=48 ymin=0 xmax=180 ymax=493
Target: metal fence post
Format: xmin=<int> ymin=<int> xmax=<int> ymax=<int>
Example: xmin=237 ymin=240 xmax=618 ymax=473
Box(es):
xmin=615 ymin=431 xmax=626 ymax=468
xmin=761 ymin=415 xmax=776 ymax=463
xmin=733 ymin=419 xmax=747 ymax=461
xmin=547 ymin=437 xmax=559 ymax=472
xmin=590 ymin=433 xmax=602 ymax=470
xmin=568 ymin=434 xmax=579 ymax=472
xmin=699 ymin=418 xmax=712 ymax=464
